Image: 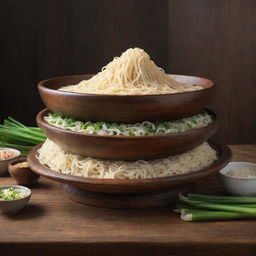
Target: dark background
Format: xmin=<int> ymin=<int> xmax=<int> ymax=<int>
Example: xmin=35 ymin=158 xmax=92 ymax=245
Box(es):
xmin=0 ymin=0 xmax=255 ymax=144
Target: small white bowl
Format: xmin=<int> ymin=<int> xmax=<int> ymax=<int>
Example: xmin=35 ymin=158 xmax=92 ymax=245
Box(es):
xmin=0 ymin=148 xmax=21 ymax=176
xmin=0 ymin=185 xmax=31 ymax=214
xmin=219 ymin=162 xmax=256 ymax=196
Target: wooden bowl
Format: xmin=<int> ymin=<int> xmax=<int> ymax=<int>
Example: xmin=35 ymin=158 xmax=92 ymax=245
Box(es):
xmin=37 ymin=108 xmax=218 ymax=160
xmin=61 ymin=183 xmax=195 ymax=208
xmin=27 ymin=141 xmax=231 ymax=194
xmin=38 ymin=74 xmax=215 ymax=123
xmin=8 ymin=157 xmax=40 ymax=185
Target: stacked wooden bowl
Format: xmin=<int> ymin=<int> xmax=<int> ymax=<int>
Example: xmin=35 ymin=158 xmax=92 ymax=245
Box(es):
xmin=28 ymin=74 xmax=231 ymax=208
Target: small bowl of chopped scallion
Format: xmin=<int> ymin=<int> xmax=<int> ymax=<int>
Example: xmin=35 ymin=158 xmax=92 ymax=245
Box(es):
xmin=0 ymin=185 xmax=31 ymax=214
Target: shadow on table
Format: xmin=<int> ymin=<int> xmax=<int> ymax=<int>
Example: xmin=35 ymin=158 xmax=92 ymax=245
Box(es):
xmin=28 ymin=181 xmax=53 ymax=190
xmin=4 ymin=204 xmax=45 ymax=220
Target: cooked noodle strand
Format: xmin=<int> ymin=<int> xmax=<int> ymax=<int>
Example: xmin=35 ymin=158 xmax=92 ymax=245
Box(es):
xmin=60 ymin=48 xmax=202 ymax=95
xmin=37 ymin=139 xmax=217 ymax=179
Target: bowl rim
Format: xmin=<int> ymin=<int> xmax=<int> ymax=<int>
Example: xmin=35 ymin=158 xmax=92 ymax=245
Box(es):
xmin=219 ymin=162 xmax=256 ymax=180
xmin=38 ymin=73 xmax=215 ymax=97
xmin=38 ymin=108 xmax=218 ymax=139
xmin=8 ymin=157 xmax=28 ymax=166
xmin=0 ymin=148 xmax=21 ymax=163
xmin=28 ymin=140 xmax=231 ymax=185
xmin=0 ymin=185 xmax=31 ymax=201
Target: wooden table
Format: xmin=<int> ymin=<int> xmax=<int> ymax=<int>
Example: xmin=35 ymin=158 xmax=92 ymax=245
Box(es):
xmin=1 ymin=145 xmax=256 ymax=256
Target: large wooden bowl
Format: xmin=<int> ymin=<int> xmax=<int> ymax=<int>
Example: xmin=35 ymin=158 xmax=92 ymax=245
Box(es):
xmin=38 ymin=74 xmax=215 ymax=123
xmin=27 ymin=141 xmax=231 ymax=195
xmin=37 ymin=108 xmax=219 ymax=160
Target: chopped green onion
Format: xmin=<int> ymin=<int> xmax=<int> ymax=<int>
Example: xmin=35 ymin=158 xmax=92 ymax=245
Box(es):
xmin=44 ymin=111 xmax=213 ymax=136
xmin=0 ymin=187 xmax=27 ymax=200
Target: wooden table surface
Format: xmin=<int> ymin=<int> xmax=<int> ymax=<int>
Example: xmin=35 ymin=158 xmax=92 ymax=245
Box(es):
xmin=1 ymin=145 xmax=256 ymax=256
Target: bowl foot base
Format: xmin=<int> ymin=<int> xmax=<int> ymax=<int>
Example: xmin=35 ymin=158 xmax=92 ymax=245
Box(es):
xmin=62 ymin=183 xmax=195 ymax=209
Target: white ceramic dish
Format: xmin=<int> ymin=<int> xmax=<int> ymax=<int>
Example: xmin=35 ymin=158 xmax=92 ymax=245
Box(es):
xmin=0 ymin=148 xmax=21 ymax=176
xmin=219 ymin=162 xmax=256 ymax=196
xmin=0 ymin=185 xmax=31 ymax=214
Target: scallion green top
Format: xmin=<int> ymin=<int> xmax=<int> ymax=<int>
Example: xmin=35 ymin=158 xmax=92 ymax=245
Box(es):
xmin=44 ymin=111 xmax=213 ymax=136
xmin=0 ymin=187 xmax=27 ymax=200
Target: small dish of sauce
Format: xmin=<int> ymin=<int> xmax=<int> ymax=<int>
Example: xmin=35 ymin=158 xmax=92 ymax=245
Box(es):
xmin=219 ymin=162 xmax=256 ymax=196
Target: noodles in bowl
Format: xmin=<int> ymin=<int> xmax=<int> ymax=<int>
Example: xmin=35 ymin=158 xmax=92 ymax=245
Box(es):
xmin=37 ymin=139 xmax=217 ymax=179
xmin=59 ymin=48 xmax=203 ymax=95
xmin=44 ymin=110 xmax=213 ymax=136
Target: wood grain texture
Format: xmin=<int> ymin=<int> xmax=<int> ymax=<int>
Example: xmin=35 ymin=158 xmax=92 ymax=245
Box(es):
xmin=36 ymin=107 xmax=218 ymax=160
xmin=27 ymin=141 xmax=231 ymax=197
xmin=0 ymin=0 xmax=168 ymax=124
xmin=0 ymin=145 xmax=255 ymax=255
xmin=38 ymin=74 xmax=215 ymax=123
xmin=0 ymin=0 xmax=255 ymax=143
xmin=168 ymin=0 xmax=256 ymax=144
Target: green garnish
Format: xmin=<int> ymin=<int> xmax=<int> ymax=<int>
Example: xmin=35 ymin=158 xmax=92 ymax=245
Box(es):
xmin=0 ymin=117 xmax=46 ymax=156
xmin=0 ymin=188 xmax=27 ymax=200
xmin=45 ymin=111 xmax=213 ymax=136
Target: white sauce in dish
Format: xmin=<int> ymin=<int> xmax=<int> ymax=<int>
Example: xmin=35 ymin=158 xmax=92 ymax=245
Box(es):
xmin=226 ymin=167 xmax=256 ymax=178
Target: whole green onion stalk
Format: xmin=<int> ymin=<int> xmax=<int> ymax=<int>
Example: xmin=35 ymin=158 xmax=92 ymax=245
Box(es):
xmin=187 ymin=193 xmax=256 ymax=204
xmin=0 ymin=117 xmax=46 ymax=156
xmin=174 ymin=194 xmax=256 ymax=222
xmin=180 ymin=209 xmax=256 ymax=222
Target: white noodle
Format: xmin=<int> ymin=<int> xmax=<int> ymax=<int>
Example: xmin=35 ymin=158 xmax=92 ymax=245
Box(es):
xmin=37 ymin=139 xmax=217 ymax=179
xmin=59 ymin=48 xmax=203 ymax=95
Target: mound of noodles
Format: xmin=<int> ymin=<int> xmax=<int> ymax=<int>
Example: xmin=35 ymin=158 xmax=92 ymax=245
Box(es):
xmin=37 ymin=139 xmax=217 ymax=179
xmin=59 ymin=48 xmax=202 ymax=95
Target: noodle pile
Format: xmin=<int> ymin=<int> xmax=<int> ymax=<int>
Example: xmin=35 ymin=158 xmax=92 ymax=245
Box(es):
xmin=59 ymin=48 xmax=202 ymax=95
xmin=37 ymin=139 xmax=217 ymax=179
xmin=44 ymin=111 xmax=213 ymax=136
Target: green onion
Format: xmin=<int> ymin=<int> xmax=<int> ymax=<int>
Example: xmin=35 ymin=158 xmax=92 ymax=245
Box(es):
xmin=180 ymin=195 xmax=256 ymax=214
xmin=0 ymin=117 xmax=46 ymax=156
xmin=0 ymin=142 xmax=33 ymax=150
xmin=44 ymin=111 xmax=213 ymax=136
xmin=180 ymin=209 xmax=256 ymax=222
xmin=174 ymin=193 xmax=256 ymax=221
xmin=6 ymin=117 xmax=27 ymax=128
xmin=0 ymin=126 xmax=46 ymax=140
xmin=0 ymin=129 xmax=44 ymax=144
xmin=0 ymin=187 xmax=27 ymax=200
xmin=188 ymin=193 xmax=256 ymax=204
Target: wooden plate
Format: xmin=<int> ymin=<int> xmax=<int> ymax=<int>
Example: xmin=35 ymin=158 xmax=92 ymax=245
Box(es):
xmin=38 ymin=74 xmax=215 ymax=123
xmin=27 ymin=141 xmax=231 ymax=194
xmin=37 ymin=108 xmax=218 ymax=160
xmin=61 ymin=183 xmax=195 ymax=208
